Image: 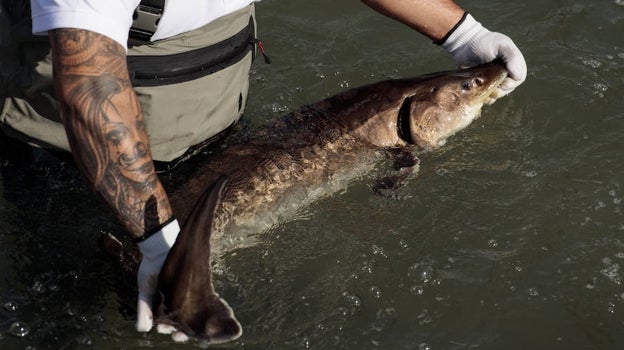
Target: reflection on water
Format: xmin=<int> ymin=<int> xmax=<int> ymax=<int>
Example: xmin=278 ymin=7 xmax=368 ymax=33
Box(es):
xmin=2 ymin=0 xmax=624 ymax=349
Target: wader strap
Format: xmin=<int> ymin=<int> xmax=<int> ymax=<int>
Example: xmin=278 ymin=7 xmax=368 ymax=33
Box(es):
xmin=127 ymin=17 xmax=256 ymax=87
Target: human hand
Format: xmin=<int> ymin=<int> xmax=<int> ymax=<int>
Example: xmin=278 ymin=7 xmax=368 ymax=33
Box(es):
xmin=135 ymin=219 xmax=180 ymax=333
xmin=440 ymin=13 xmax=527 ymax=101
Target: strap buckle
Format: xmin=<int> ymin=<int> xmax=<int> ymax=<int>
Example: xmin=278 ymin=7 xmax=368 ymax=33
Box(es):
xmin=129 ymin=0 xmax=165 ymax=44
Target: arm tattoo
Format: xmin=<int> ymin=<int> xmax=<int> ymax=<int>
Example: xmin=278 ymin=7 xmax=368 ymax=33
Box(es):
xmin=49 ymin=29 xmax=172 ymax=238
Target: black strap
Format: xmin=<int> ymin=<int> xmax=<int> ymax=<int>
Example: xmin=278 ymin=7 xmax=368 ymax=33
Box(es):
xmin=127 ymin=17 xmax=256 ymax=87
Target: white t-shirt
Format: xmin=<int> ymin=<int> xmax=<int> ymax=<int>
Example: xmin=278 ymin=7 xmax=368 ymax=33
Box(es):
xmin=31 ymin=0 xmax=257 ymax=49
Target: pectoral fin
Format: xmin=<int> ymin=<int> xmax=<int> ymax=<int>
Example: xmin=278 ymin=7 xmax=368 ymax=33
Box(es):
xmin=373 ymin=148 xmax=420 ymax=195
xmin=157 ymin=176 xmax=242 ymax=343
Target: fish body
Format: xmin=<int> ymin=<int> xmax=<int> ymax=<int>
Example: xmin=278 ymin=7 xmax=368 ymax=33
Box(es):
xmin=154 ymin=61 xmax=507 ymax=342
xmin=169 ymin=60 xmax=507 ymax=257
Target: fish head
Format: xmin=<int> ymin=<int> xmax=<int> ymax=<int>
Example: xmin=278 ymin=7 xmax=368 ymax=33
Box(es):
xmin=399 ymin=60 xmax=508 ymax=150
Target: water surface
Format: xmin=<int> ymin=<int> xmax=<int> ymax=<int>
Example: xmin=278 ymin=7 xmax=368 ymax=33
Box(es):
xmin=1 ymin=0 xmax=623 ymax=349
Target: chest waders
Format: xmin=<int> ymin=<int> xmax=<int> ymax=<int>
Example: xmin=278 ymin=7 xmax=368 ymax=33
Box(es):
xmin=0 ymin=3 xmax=257 ymax=162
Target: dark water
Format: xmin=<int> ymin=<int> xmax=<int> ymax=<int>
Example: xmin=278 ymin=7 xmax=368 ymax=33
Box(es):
xmin=1 ymin=0 xmax=624 ymax=349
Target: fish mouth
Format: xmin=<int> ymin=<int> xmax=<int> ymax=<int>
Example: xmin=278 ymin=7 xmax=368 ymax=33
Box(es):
xmin=478 ymin=68 xmax=509 ymax=106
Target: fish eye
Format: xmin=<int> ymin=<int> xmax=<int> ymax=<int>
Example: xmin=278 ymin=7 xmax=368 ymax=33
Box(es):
xmin=462 ymin=81 xmax=472 ymax=90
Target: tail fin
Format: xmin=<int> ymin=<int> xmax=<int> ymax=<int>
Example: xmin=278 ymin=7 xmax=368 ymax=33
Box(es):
xmin=157 ymin=176 xmax=242 ymax=343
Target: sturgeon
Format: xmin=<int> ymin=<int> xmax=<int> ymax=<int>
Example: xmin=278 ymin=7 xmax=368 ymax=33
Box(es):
xmin=104 ymin=60 xmax=508 ymax=343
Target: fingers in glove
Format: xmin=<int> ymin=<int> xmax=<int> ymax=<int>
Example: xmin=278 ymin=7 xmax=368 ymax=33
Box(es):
xmin=136 ymin=294 xmax=154 ymax=332
xmin=172 ymin=331 xmax=190 ymax=343
xmin=157 ymin=323 xmax=176 ymax=334
xmin=498 ymin=43 xmax=527 ymax=84
xmin=157 ymin=323 xmax=190 ymax=343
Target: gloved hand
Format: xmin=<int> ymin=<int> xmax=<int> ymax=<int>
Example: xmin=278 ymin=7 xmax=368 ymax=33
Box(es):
xmin=135 ymin=219 xmax=180 ymax=333
xmin=440 ymin=13 xmax=527 ymax=101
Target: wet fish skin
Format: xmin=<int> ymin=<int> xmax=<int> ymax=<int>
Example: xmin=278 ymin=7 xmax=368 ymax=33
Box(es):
xmin=155 ymin=61 xmax=508 ymax=343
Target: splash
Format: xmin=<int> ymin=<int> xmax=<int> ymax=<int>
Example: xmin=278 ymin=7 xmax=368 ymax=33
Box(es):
xmin=601 ymin=257 xmax=622 ymax=285
xmin=9 ymin=321 xmax=30 ymax=337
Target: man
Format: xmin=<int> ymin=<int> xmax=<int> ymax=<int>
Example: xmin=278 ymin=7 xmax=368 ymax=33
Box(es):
xmin=0 ymin=0 xmax=526 ymax=341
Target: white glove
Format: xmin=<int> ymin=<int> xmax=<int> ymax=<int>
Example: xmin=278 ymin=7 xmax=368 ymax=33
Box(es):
xmin=135 ymin=219 xmax=180 ymax=332
xmin=440 ymin=13 xmax=527 ymax=99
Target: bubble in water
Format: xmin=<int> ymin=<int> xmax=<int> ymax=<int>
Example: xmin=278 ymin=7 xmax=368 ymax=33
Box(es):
xmin=341 ymin=291 xmax=362 ymax=308
xmin=65 ymin=302 xmax=77 ymax=316
xmin=337 ymin=306 xmax=349 ymax=316
xmin=360 ymin=260 xmax=374 ymax=274
xmin=76 ymin=334 xmax=93 ymax=346
xmin=436 ymin=168 xmax=448 ymax=176
xmin=600 ymin=259 xmax=622 ymax=285
xmin=528 ymin=288 xmax=539 ymax=297
xmin=301 ymin=337 xmax=311 ymax=349
xmin=4 ymin=301 xmax=18 ymax=311
xmin=594 ymin=83 xmax=609 ymax=94
xmin=372 ymin=244 xmax=388 ymax=259
xmin=408 ymin=263 xmax=435 ymax=283
xmin=582 ymin=59 xmax=602 ymax=68
xmin=521 ymin=170 xmax=538 ymax=178
xmin=607 ymin=301 xmax=616 ymax=314
xmin=30 ymin=280 xmax=46 ymax=294
xmin=418 ymin=342 xmax=432 ymax=350
xmin=592 ymin=83 xmax=608 ymax=98
xmin=369 ymin=286 xmax=382 ymax=299
xmin=410 ymin=285 xmax=425 ymax=296
xmin=399 ymin=239 xmax=409 ymax=249
xmin=9 ymin=321 xmax=30 ymax=337
xmin=488 ymin=239 xmax=498 ymax=248
xmin=270 ymin=103 xmax=289 ymax=113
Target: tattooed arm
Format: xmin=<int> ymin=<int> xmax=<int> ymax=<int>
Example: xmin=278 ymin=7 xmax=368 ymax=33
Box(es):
xmin=49 ymin=28 xmax=180 ymax=335
xmin=49 ymin=28 xmax=171 ymax=237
